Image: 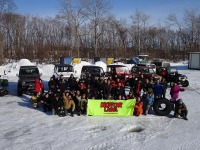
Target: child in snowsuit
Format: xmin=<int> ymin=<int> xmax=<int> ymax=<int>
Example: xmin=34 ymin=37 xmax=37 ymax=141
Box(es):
xmin=174 ymin=99 xmax=188 ymax=120
xmin=134 ymin=97 xmax=143 ymax=116
xmin=145 ymin=92 xmax=154 ymax=115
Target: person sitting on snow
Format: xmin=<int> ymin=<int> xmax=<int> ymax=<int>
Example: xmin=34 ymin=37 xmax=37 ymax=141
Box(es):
xmin=174 ymin=99 xmax=188 ymax=120
xmin=134 ymin=97 xmax=143 ymax=116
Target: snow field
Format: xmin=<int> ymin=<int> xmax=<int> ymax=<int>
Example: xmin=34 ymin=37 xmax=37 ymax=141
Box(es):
xmin=0 ymin=59 xmax=200 ymax=150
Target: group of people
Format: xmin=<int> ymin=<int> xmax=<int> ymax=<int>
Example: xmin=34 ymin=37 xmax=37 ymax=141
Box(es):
xmin=29 ymin=73 xmax=188 ymax=120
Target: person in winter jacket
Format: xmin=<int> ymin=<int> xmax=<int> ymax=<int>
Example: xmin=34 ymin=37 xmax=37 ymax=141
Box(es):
xmin=58 ymin=75 xmax=67 ymax=93
xmin=114 ymin=82 xmax=125 ymax=100
xmin=153 ymin=79 xmax=163 ymax=99
xmin=68 ymin=74 xmax=77 ymax=91
xmin=80 ymin=93 xmax=87 ymax=115
xmin=145 ymin=92 xmax=154 ymax=115
xmin=73 ymin=90 xmax=81 ymax=116
xmin=134 ymin=79 xmax=142 ymax=97
xmin=30 ymin=92 xmax=40 ymax=108
xmin=78 ymin=82 xmax=87 ymax=95
xmin=127 ymin=75 xmax=135 ymax=94
xmin=103 ymin=80 xmax=113 ymax=99
xmin=48 ymin=77 xmax=57 ymax=92
xmin=41 ymin=93 xmax=52 ymax=112
xmin=126 ymin=92 xmax=135 ymax=100
xmin=174 ymin=99 xmax=188 ymax=120
xmin=39 ymin=78 xmax=44 ymax=95
xmin=160 ymin=77 xmax=168 ymax=98
xmin=134 ymin=97 xmax=143 ymax=116
xmin=142 ymin=78 xmax=153 ymax=98
xmin=170 ymin=82 xmax=185 ymax=101
xmin=34 ymin=77 xmax=42 ymax=95
xmin=63 ymin=93 xmax=75 ymax=117
xmin=51 ymin=93 xmax=64 ymax=116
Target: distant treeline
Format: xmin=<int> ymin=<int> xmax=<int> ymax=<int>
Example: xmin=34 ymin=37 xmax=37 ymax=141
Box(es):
xmin=0 ymin=0 xmax=200 ymax=64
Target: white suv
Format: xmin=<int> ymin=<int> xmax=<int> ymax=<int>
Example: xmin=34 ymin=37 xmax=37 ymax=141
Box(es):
xmin=53 ymin=64 xmax=77 ymax=80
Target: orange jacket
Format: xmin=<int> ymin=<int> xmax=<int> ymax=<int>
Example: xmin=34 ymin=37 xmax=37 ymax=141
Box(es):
xmin=134 ymin=102 xmax=143 ymax=116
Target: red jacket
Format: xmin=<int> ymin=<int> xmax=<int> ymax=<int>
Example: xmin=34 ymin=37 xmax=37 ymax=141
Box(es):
xmin=34 ymin=79 xmax=41 ymax=93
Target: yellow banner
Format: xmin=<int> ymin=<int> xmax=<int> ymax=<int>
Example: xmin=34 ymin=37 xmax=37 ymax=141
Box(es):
xmin=87 ymin=99 xmax=136 ymax=116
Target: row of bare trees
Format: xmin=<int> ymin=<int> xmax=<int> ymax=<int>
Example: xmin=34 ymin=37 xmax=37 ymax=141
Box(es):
xmin=0 ymin=0 xmax=200 ymax=64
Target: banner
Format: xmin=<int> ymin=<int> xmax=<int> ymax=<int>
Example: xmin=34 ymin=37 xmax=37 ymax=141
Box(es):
xmin=87 ymin=99 xmax=136 ymax=116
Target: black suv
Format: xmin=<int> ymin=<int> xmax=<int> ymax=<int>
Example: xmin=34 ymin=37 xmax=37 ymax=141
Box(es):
xmin=81 ymin=65 xmax=105 ymax=78
xmin=17 ymin=66 xmax=41 ymax=96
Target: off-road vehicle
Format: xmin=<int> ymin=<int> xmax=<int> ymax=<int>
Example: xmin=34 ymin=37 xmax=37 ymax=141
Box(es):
xmin=53 ymin=64 xmax=77 ymax=80
xmin=17 ymin=66 xmax=41 ymax=96
xmin=81 ymin=65 xmax=105 ymax=78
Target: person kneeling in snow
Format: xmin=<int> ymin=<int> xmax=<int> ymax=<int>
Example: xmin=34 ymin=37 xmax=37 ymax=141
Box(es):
xmin=174 ymin=99 xmax=188 ymax=120
xmin=30 ymin=92 xmax=40 ymax=108
xmin=134 ymin=97 xmax=143 ymax=116
xmin=41 ymin=93 xmax=52 ymax=112
xmin=63 ymin=93 xmax=75 ymax=117
xmin=51 ymin=93 xmax=65 ymax=117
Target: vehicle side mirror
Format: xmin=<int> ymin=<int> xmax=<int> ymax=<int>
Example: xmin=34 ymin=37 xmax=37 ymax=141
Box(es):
xmin=40 ymin=73 xmax=42 ymax=76
xmin=4 ymin=70 xmax=6 ymax=75
xmin=16 ymin=74 xmax=19 ymax=77
xmin=75 ymin=70 xmax=77 ymax=74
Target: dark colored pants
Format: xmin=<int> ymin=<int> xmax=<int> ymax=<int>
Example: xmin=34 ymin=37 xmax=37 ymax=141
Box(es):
xmin=174 ymin=110 xmax=188 ymax=118
xmin=43 ymin=104 xmax=51 ymax=112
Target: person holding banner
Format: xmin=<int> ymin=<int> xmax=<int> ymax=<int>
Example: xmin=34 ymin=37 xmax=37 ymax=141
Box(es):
xmin=134 ymin=97 xmax=143 ymax=116
xmin=114 ymin=82 xmax=125 ymax=100
xmin=80 ymin=93 xmax=88 ymax=115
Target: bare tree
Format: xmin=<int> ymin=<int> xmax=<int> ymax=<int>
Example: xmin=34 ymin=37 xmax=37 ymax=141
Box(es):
xmin=0 ymin=0 xmax=16 ymax=63
xmin=130 ymin=10 xmax=150 ymax=55
xmin=83 ymin=0 xmax=111 ymax=57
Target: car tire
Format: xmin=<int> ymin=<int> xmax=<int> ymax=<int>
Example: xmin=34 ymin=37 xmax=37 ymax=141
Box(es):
xmin=4 ymin=90 xmax=9 ymax=95
xmin=181 ymin=80 xmax=189 ymax=87
xmin=153 ymin=98 xmax=172 ymax=116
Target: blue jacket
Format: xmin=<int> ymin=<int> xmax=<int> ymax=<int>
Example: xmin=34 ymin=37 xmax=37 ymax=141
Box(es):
xmin=146 ymin=95 xmax=154 ymax=106
xmin=153 ymin=84 xmax=163 ymax=95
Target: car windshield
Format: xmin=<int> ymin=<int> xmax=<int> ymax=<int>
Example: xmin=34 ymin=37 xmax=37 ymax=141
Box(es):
xmin=142 ymin=68 xmax=149 ymax=74
xmin=142 ymin=68 xmax=155 ymax=74
xmin=20 ymin=68 xmax=39 ymax=76
xmin=57 ymin=66 xmax=73 ymax=72
xmin=108 ymin=66 xmax=129 ymax=73
xmin=116 ymin=67 xmax=129 ymax=73
xmin=169 ymin=67 xmax=177 ymax=73
xmin=131 ymin=67 xmax=138 ymax=73
xmin=82 ymin=67 xmax=102 ymax=74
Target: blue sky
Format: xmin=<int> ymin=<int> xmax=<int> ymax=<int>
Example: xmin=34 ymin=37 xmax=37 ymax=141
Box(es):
xmin=14 ymin=0 xmax=200 ymax=24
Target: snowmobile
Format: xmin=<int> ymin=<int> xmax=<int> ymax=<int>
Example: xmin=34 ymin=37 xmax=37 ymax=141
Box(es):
xmin=0 ymin=75 xmax=9 ymax=96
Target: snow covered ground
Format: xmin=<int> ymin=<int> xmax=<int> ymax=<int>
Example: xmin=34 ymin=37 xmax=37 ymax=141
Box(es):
xmin=0 ymin=60 xmax=200 ymax=150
